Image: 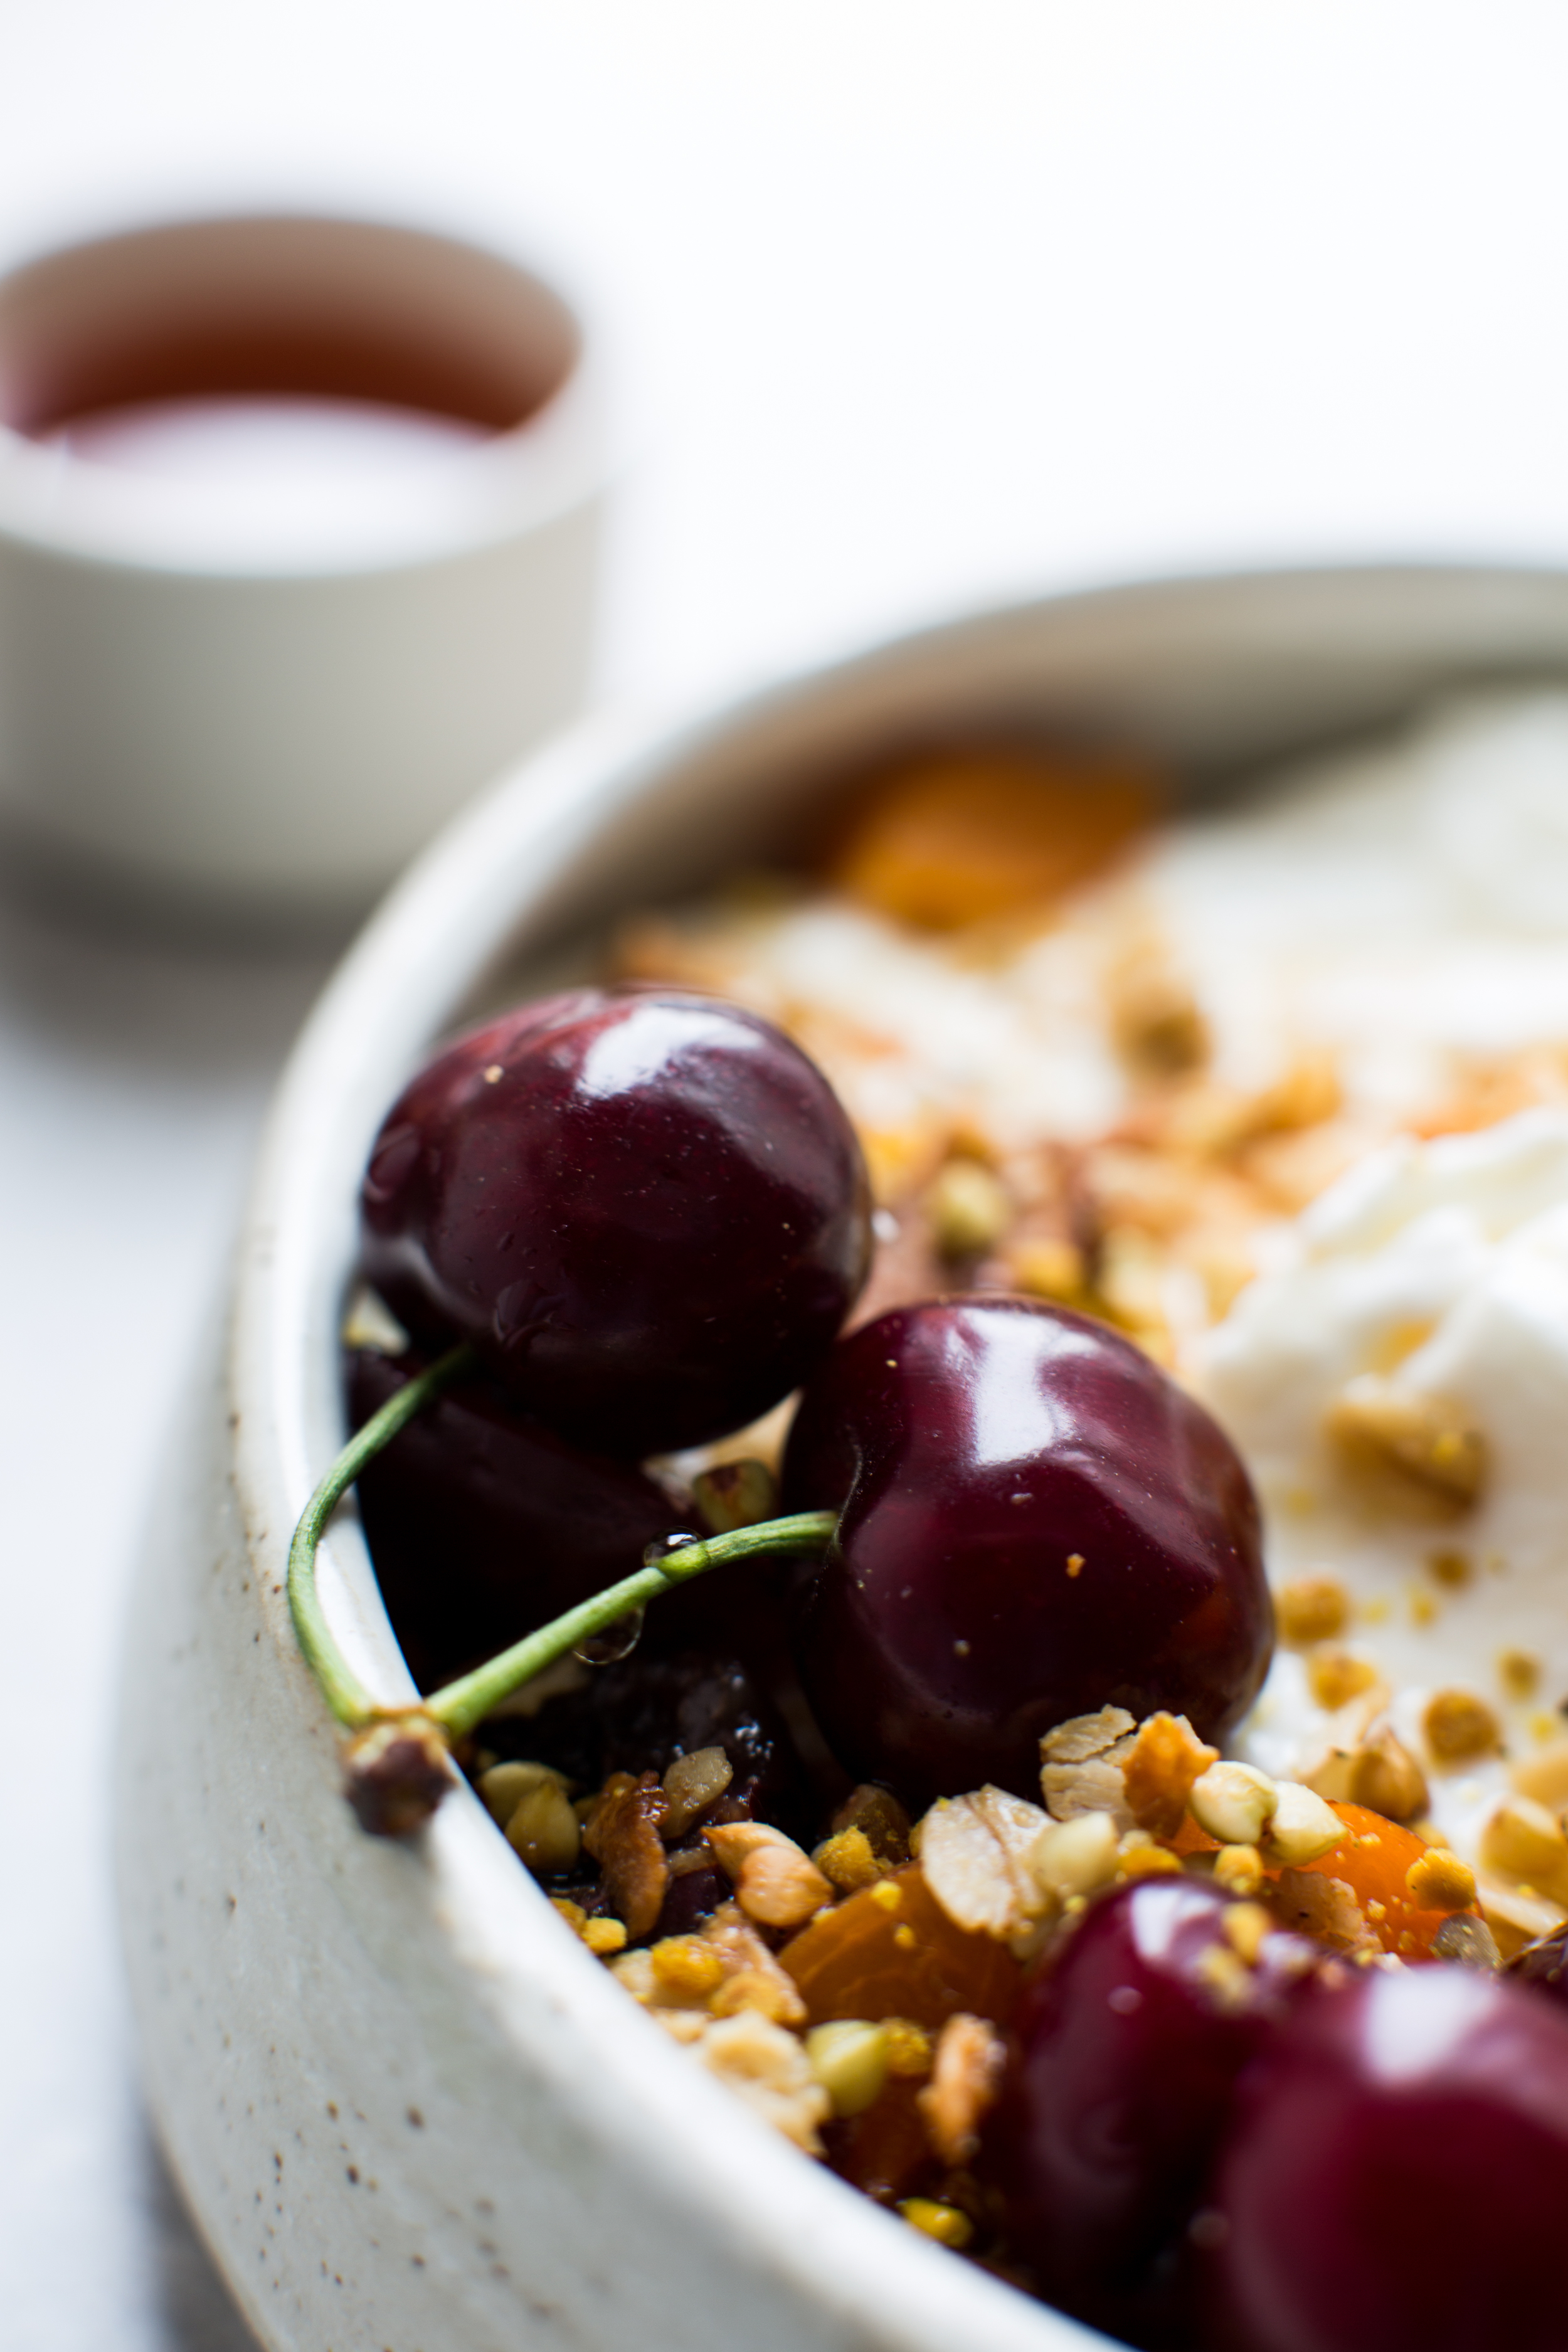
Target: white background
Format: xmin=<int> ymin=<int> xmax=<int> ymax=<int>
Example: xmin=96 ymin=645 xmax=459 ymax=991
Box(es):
xmin=4 ymin=6 xmax=1568 ymax=2344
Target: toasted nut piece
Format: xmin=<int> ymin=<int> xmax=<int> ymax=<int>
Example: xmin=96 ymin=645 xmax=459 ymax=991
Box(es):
xmin=829 ymin=1784 xmax=913 ymax=1863
xmin=1214 ymin=1844 xmax=1266 ymax=1898
xmin=805 ymin=2021 xmax=890 ymax=2118
xmin=1190 ymin=1762 xmax=1278 ymax=1847
xmin=1480 ymin=1796 xmax=1568 ymax=1908
xmin=709 ymin=1969 xmax=802 ymax=2026
xmin=583 ymin=1917 xmax=627 ymax=1957
xmin=1476 ymin=1877 xmax=1568 ymax=1962
xmin=660 ymin=1746 xmax=734 ymax=1838
xmin=1011 ymin=1237 xmax=1088 ymax=1305
xmin=479 ymin=1759 xmax=566 ymax=1830
xmin=1273 ymin=1868 xmax=1373 ymax=1952
xmin=505 ymin=1777 xmax=582 ymax=1877
xmin=1430 ymin=1914 xmax=1501 ymax=1969
xmin=1406 ymin=1850 xmax=1478 ymax=1914
xmin=1042 ymin=1707 xmax=1139 ymax=1765
xmin=918 ymin=2013 xmax=1005 ymax=2166
xmin=1028 ymin=1809 xmax=1121 ymax=1900
xmin=1124 ymin=1712 xmax=1220 ymax=1837
xmin=1262 ymin=1781 xmax=1345 ymax=1867
xmin=583 ymin=1771 xmax=670 ymax=1942
xmin=812 ymin=1826 xmax=883 ymax=1894
xmin=1350 ymin=1727 xmax=1429 ymax=1824
xmin=1499 ymin=1649 xmax=1542 ymax=1702
xmin=1325 ymin=1377 xmax=1486 ymax=1518
xmin=883 ymin=2018 xmax=935 ymax=2079
xmin=691 ymin=1457 xmax=779 ymax=1535
xmin=1424 ymin=1688 xmax=1502 ymax=1764
xmin=1276 ymin=1575 xmax=1350 ymax=1647
xmin=1512 ymin=1739 xmax=1568 ymax=1811
xmin=707 ymin=1823 xmax=833 ymax=1928
xmin=1117 ymin=1833 xmax=1184 ymax=1879
xmin=899 ymin=2199 xmax=974 ymax=2250
xmin=650 ymin=1936 xmax=727 ymax=2001
xmin=549 ymin=1896 xmax=588 ymax=1932
xmin=926 ymin=1157 xmax=1013 ymax=1259
xmin=690 ymin=2010 xmax=830 ymax=2154
xmin=919 ymin=1786 xmax=1051 ymax=1941
xmin=1306 ymin=1648 xmax=1384 ymax=1712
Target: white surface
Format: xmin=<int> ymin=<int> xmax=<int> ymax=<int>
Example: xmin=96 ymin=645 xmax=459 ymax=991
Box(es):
xmin=7 ymin=6 xmax=1568 ymax=2346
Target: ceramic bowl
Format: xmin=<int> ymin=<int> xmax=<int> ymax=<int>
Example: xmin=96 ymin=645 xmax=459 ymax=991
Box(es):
xmin=0 ymin=211 xmax=605 ymax=922
xmin=119 ymin=563 xmax=1568 ymax=2352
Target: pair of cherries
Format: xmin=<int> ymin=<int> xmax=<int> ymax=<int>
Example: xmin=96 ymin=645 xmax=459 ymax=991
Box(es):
xmin=354 ymin=982 xmax=1273 ymax=1804
xmin=985 ymin=1873 xmax=1568 ymax=2352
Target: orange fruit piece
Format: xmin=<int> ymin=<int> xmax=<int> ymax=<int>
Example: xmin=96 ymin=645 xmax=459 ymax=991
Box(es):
xmin=829 ymin=746 xmax=1161 ymax=931
xmin=780 ymin=1864 xmax=1021 ymax=2030
xmin=1285 ymin=1801 xmax=1473 ymax=1961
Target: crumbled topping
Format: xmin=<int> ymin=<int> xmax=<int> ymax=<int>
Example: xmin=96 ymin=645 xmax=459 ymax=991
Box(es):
xmin=706 ymin=1822 xmax=833 ymax=1929
xmin=660 ymin=1746 xmax=734 ymax=1838
xmin=1275 ymin=1574 xmax=1351 ymax=1647
xmin=1272 ymin=1868 xmax=1375 ymax=1953
xmin=899 ymin=2198 xmax=975 ymax=2250
xmin=1479 ymin=1796 xmax=1568 ymax=1909
xmin=1041 ymin=1707 xmax=1138 ymax=1766
xmin=1405 ymin=1849 xmax=1478 ymax=1914
xmin=1429 ymin=1914 xmax=1501 ymax=1969
xmin=1028 ymin=1809 xmax=1121 ymax=1901
xmin=918 ymin=2013 xmax=1005 ymax=2166
xmin=1297 ymin=1688 xmax=1428 ymax=1825
xmin=1189 ymin=1761 xmax=1277 ymax=1847
xmin=1499 ymin=1648 xmax=1542 ymax=1702
xmin=1123 ymin=1712 xmax=1220 ymax=1837
xmin=582 ymin=1772 xmax=670 ymax=1941
xmin=812 ymin=1826 xmax=884 ymax=1894
xmin=1511 ymin=1739 xmax=1568 ymax=1810
xmin=1115 ymin=1832 xmax=1185 ymax=1880
xmin=1325 ymin=1377 xmax=1488 ymax=1519
xmin=919 ymin=1786 xmax=1051 ymax=1944
xmin=804 ymin=2020 xmax=889 ymax=2118
xmin=1221 ymin=1901 xmax=1273 ymax=1966
xmin=1213 ymin=1844 xmax=1266 ymax=1898
xmin=1305 ymin=1648 xmax=1385 ymax=1712
xmin=1261 ymin=1781 xmax=1345 ymax=1867
xmin=829 ymin=1783 xmax=913 ymax=1865
xmin=650 ymin=1936 xmax=727 ymax=2001
xmin=1476 ymin=1876 xmax=1568 ymax=1962
xmin=1039 ymin=1707 xmax=1138 ymax=1826
xmin=678 ymin=2010 xmax=830 ymax=2154
xmin=882 ymin=2018 xmax=935 ymax=2079
xmin=583 ymin=1918 xmax=627 ymax=1957
xmin=1424 ymin=1688 xmax=1502 ymax=1764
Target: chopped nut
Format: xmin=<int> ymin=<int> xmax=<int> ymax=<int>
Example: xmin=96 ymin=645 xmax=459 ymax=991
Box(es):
xmin=1512 ymin=1739 xmax=1568 ymax=1810
xmin=899 ymin=2198 xmax=974 ymax=2250
xmin=691 ymin=1457 xmax=779 ymax=1535
xmin=919 ymin=1786 xmax=1051 ymax=1943
xmin=709 ymin=1969 xmax=802 ymax=2025
xmin=1350 ymin=1727 xmax=1429 ymax=1824
xmin=829 ymin=1784 xmax=913 ymax=1864
xmin=1276 ymin=1574 xmax=1350 ymax=1646
xmin=581 ymin=1772 xmax=670 ymax=1942
xmin=650 ymin=1936 xmax=727 ymax=2001
xmin=1476 ymin=1877 xmax=1568 ymax=1962
xmin=478 ymin=1759 xmax=566 ymax=1830
xmin=926 ymin=1157 xmax=1014 ymax=1259
xmin=504 ymin=1777 xmax=582 ymax=1877
xmin=1479 ymin=1796 xmax=1568 ymax=1908
xmin=1426 ymin=1549 xmax=1473 ymax=1589
xmin=549 ymin=1896 xmax=588 ymax=1933
xmin=1189 ymin=1761 xmax=1278 ymax=1847
xmin=812 ymin=1826 xmax=883 ymax=1894
xmin=1027 ymin=1809 xmax=1121 ymax=1900
xmin=687 ymin=2010 xmax=830 ymax=2153
xmin=1424 ymin=1688 xmax=1502 ymax=1765
xmin=583 ymin=1918 xmax=627 ymax=1957
xmin=1123 ymin=1712 xmax=1220 ymax=1838
xmin=1193 ymin=1941 xmax=1254 ymax=2011
xmin=1430 ymin=1914 xmax=1501 ymax=1969
xmin=1109 ymin=948 xmax=1210 ymax=1078
xmin=1499 ymin=1650 xmax=1542 ymax=1703
xmin=1262 ymin=1781 xmax=1345 ymax=1867
xmin=1306 ymin=1648 xmax=1384 ymax=1712
xmin=1041 ymin=1706 xmax=1138 ymax=1766
xmin=701 ymin=1905 xmax=808 ymax=2024
xmin=660 ymin=1746 xmax=734 ymax=1838
xmin=707 ymin=1823 xmax=833 ymax=1929
xmin=918 ymin=2013 xmax=1005 ymax=2166
xmin=1213 ymin=1844 xmax=1266 ymax=1898
xmin=882 ymin=2018 xmax=935 ymax=2079
xmin=805 ymin=2020 xmax=889 ymax=2117
xmin=1325 ymin=1376 xmax=1487 ymax=1518
xmin=1221 ymin=1902 xmax=1273 ymax=1966
xmin=1405 ymin=1850 xmax=1478 ymax=1914
xmin=1010 ymin=1237 xmax=1088 ymax=1305
xmin=1116 ymin=1835 xmax=1184 ymax=1880
xmin=1272 ymin=1869 xmax=1373 ymax=1951
xmin=608 ymin=1948 xmax=658 ymax=2001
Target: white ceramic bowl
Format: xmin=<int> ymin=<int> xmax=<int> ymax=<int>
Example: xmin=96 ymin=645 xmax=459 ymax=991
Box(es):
xmin=0 ymin=212 xmax=605 ymax=921
xmin=119 ymin=564 xmax=1568 ymax=2352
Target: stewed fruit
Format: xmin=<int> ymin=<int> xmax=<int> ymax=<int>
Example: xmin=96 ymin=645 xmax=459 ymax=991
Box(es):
xmin=358 ymin=985 xmax=873 ymax=1457
xmin=782 ymin=1298 xmax=1273 ymax=1805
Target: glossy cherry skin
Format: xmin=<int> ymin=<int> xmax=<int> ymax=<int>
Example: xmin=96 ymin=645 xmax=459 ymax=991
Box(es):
xmin=347 ymin=1347 xmax=680 ymax=1690
xmin=359 ymin=986 xmax=872 ymax=1457
xmin=1205 ymin=1965 xmax=1568 ymax=2352
xmin=782 ymin=1298 xmax=1272 ymax=1805
xmin=981 ymin=1878 xmax=1311 ymax=2339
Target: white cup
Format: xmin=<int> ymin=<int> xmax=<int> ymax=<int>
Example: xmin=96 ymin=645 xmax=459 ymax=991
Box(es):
xmin=0 ymin=212 xmax=607 ymax=923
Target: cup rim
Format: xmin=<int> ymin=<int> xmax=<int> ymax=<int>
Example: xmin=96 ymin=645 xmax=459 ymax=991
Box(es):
xmin=0 ymin=207 xmax=608 ymax=578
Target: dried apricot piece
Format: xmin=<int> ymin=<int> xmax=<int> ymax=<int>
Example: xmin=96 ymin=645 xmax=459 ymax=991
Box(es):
xmin=1276 ymin=1801 xmax=1473 ymax=1959
xmin=780 ymin=1865 xmax=1020 ymax=2031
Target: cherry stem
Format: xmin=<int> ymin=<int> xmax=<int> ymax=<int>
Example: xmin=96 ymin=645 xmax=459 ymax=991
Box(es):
xmin=287 ymin=1340 xmax=476 ymax=1727
xmin=286 ymin=1340 xmax=835 ymax=1751
xmin=423 ymin=1512 xmax=836 ymax=1740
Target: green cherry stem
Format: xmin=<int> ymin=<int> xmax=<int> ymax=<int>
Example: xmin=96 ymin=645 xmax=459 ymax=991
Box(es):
xmin=287 ymin=1340 xmax=476 ymax=1727
xmin=423 ymin=1512 xmax=837 ymax=1740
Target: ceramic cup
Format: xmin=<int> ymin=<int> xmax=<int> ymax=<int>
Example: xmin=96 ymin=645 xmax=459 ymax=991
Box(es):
xmin=118 ymin=563 xmax=1568 ymax=2352
xmin=0 ymin=211 xmax=606 ymax=922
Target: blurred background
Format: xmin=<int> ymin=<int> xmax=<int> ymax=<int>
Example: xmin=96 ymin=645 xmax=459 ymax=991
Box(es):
xmin=4 ymin=3 xmax=1568 ymax=2343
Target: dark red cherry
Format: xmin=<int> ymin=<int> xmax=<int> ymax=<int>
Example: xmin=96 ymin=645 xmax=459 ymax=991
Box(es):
xmin=981 ymin=1878 xmax=1311 ymax=2336
xmin=347 ymin=1347 xmax=681 ymax=1690
xmin=359 ymin=986 xmax=872 ymax=1457
xmin=781 ymin=1298 xmax=1271 ymax=1805
xmin=1205 ymin=1965 xmax=1568 ymax=2352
